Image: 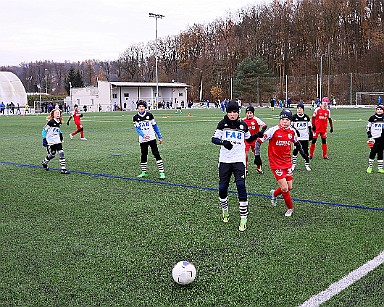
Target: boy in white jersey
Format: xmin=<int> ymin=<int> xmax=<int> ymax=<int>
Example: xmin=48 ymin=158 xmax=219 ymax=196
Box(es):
xmin=366 ymin=105 xmax=384 ymax=173
xmin=291 ymin=103 xmax=312 ymax=171
xmin=211 ymin=100 xmax=260 ymax=231
xmin=133 ymin=100 xmax=165 ymax=179
xmin=41 ymin=109 xmax=69 ymax=174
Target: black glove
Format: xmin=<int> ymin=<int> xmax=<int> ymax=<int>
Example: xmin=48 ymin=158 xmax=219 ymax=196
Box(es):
xmin=222 ymin=140 xmax=233 ymax=150
xmin=67 ymin=120 xmax=70 ymax=126
xmin=254 ymin=155 xmax=262 ymax=166
xmin=80 ymin=114 xmax=83 ymax=118
xmin=309 ymin=130 xmax=313 ymax=141
xmin=312 ymin=125 xmax=316 ymax=132
xmin=330 ymin=127 xmax=333 ymax=133
xmin=42 ymin=138 xmax=48 ymax=147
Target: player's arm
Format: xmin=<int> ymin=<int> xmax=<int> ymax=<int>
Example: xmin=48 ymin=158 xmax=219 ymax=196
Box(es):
xmin=311 ymin=115 xmax=316 ymax=132
xmin=328 ymin=117 xmax=334 ymax=133
xmin=41 ymin=127 xmax=48 ymax=147
xmin=67 ymin=115 xmax=72 ymax=125
xmin=212 ymin=127 xmax=232 ymax=150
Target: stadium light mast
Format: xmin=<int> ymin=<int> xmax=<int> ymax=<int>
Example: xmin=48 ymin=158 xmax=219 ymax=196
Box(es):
xmin=149 ymin=12 xmax=164 ymax=107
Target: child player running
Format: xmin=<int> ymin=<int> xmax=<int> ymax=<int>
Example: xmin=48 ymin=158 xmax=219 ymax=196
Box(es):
xmin=67 ymin=104 xmax=87 ymax=140
xmin=133 ymin=100 xmax=165 ymax=179
xmin=255 ymin=109 xmax=307 ymax=217
xmin=291 ymin=103 xmax=312 ymax=171
xmin=41 ymin=109 xmax=69 ymax=174
xmin=242 ymin=106 xmax=267 ymax=175
xmin=366 ymin=105 xmax=384 ymax=173
xmin=212 ymin=100 xmax=261 ymax=231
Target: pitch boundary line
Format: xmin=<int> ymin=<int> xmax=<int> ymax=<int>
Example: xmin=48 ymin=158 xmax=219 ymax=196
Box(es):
xmin=1 ymin=161 xmax=383 ymax=212
xmin=299 ymin=250 xmax=384 ymax=307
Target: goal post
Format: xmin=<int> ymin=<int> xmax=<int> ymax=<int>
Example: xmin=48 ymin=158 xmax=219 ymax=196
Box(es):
xmin=355 ymin=92 xmax=384 ymax=106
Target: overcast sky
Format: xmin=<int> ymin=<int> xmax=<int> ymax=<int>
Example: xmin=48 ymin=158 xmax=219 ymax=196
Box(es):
xmin=0 ymin=0 xmax=270 ymax=66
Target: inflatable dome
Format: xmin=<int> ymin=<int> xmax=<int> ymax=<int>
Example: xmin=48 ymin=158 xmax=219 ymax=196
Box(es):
xmin=0 ymin=72 xmax=27 ymax=104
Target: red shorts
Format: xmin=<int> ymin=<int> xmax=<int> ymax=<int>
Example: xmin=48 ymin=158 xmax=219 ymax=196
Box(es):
xmin=312 ymin=131 xmax=327 ymax=139
xmin=271 ymin=168 xmax=293 ymax=181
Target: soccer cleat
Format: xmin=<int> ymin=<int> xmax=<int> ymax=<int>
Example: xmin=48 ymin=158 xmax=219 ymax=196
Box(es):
xmin=159 ymin=172 xmax=166 ymax=179
xmin=80 ymin=137 xmax=87 ymax=141
xmin=305 ymin=165 xmax=312 ymax=171
xmin=137 ymin=172 xmax=148 ymax=178
xmin=285 ymin=209 xmax=294 ymax=217
xmin=270 ymin=189 xmax=277 ymax=206
xmin=366 ymin=167 xmax=373 ymax=174
xmin=69 ymin=133 xmax=73 ymax=140
xmin=239 ymin=217 xmax=247 ymax=232
xmin=41 ymin=161 xmax=49 ymax=171
xmin=245 ymin=170 xmax=249 ymax=176
xmin=222 ymin=209 xmax=229 ymax=223
xmin=61 ymin=169 xmax=69 ymax=174
xmin=291 ymin=164 xmax=296 ymax=171
xmin=256 ymin=168 xmax=264 ymax=175
xmin=378 ymin=169 xmax=384 ymax=174
xmin=323 ymin=156 xmax=330 ymax=160
xmin=309 ymin=155 xmax=313 ymax=160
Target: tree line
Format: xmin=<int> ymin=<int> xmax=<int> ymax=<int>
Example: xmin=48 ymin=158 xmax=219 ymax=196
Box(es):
xmin=2 ymin=0 xmax=383 ymax=104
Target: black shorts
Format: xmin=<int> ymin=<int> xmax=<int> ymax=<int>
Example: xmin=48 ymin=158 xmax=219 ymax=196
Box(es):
xmin=219 ymin=162 xmax=245 ymax=184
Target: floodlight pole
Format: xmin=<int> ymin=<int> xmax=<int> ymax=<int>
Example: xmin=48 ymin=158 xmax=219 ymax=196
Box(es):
xmin=149 ymin=12 xmax=164 ymax=107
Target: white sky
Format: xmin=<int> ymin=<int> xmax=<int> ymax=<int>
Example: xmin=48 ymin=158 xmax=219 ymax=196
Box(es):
xmin=0 ymin=0 xmax=269 ymax=66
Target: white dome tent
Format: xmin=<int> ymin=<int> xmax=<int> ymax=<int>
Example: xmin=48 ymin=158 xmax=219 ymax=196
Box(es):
xmin=0 ymin=71 xmax=27 ymax=105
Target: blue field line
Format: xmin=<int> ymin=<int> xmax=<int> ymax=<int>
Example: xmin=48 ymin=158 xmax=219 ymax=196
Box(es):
xmin=1 ymin=161 xmax=383 ymax=212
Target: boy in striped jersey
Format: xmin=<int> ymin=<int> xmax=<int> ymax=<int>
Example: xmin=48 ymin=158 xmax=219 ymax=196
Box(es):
xmin=212 ymin=100 xmax=260 ymax=231
xmin=291 ymin=103 xmax=312 ymax=171
xmin=41 ymin=109 xmax=69 ymax=174
xmin=133 ymin=100 xmax=165 ymax=179
xmin=366 ymin=105 xmax=384 ymax=173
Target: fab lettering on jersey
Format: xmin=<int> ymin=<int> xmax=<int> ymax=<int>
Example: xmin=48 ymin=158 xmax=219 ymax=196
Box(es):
xmin=225 ymin=130 xmax=245 ymax=145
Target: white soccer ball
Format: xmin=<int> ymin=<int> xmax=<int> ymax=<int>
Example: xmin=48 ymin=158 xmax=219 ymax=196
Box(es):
xmin=172 ymin=261 xmax=197 ymax=285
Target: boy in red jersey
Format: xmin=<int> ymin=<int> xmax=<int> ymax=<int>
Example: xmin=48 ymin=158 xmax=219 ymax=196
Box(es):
xmin=255 ymin=109 xmax=307 ymax=217
xmin=309 ymin=97 xmax=333 ymax=159
xmin=243 ymin=106 xmax=267 ymax=175
xmin=67 ymin=104 xmax=87 ymax=140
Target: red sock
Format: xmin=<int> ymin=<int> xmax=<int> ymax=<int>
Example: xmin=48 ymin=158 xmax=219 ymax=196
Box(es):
xmin=310 ymin=144 xmax=315 ymax=157
xmin=80 ymin=131 xmax=84 ymax=138
xmin=282 ymin=191 xmax=293 ymax=209
xmin=274 ymin=187 xmax=282 ymax=197
xmin=322 ymin=144 xmax=328 ymax=157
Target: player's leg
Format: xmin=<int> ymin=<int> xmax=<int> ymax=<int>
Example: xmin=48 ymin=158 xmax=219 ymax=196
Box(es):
xmin=138 ymin=142 xmax=149 ymax=177
xmin=376 ymin=141 xmax=383 ymax=173
xmin=149 ymin=140 xmax=165 ymax=179
xmin=42 ymin=145 xmax=57 ymax=170
xmin=233 ymin=162 xmax=248 ymax=231
xmin=57 ymin=144 xmax=69 ymax=174
xmin=321 ymin=133 xmax=329 ymax=159
xmin=244 ymin=144 xmax=250 ymax=175
xmin=77 ymin=124 xmax=86 ymax=140
xmin=310 ymin=134 xmax=318 ymax=158
xmin=292 ymin=146 xmax=299 ymax=171
xmin=218 ymin=163 xmax=231 ymax=222
xmin=301 ymin=140 xmax=311 ymax=170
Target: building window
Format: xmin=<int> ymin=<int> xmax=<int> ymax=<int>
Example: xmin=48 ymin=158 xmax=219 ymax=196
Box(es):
xmin=124 ymin=93 xmax=129 ymax=98
xmin=112 ymin=94 xmax=117 ymax=99
xmin=179 ymin=93 xmax=183 ymax=97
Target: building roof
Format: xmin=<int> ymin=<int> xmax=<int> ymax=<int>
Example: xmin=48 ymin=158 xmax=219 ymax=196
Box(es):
xmin=109 ymin=81 xmax=188 ymax=88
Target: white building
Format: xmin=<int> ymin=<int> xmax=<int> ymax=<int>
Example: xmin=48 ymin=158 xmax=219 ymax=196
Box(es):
xmin=66 ymin=81 xmax=189 ymax=112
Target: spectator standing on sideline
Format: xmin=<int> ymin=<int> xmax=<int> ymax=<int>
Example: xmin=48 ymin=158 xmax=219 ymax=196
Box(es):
xmin=291 ymin=103 xmax=312 ymax=171
xmin=242 ymin=106 xmax=267 ymax=175
xmin=41 ymin=109 xmax=69 ymax=174
xmin=133 ymin=100 xmax=165 ymax=179
xmin=67 ymin=104 xmax=87 ymax=140
xmin=254 ymin=109 xmax=307 ymax=217
xmin=310 ymin=97 xmax=334 ymax=159
xmin=366 ymin=105 xmax=384 ymax=173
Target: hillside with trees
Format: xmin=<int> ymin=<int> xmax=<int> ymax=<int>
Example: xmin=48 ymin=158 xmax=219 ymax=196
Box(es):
xmin=1 ymin=0 xmax=383 ymax=105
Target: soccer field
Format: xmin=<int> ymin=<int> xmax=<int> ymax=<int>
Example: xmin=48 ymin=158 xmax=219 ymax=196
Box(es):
xmin=1 ymin=107 xmax=383 ymax=306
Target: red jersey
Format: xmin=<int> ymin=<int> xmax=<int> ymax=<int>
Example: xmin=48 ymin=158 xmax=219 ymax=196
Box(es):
xmin=258 ymin=125 xmax=298 ymax=169
xmin=72 ymin=108 xmax=82 ymax=125
xmin=243 ymin=116 xmax=267 ymax=146
xmin=312 ymin=107 xmax=330 ymax=133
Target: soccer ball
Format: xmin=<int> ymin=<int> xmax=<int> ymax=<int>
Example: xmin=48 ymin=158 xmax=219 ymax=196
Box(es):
xmin=172 ymin=261 xmax=197 ymax=285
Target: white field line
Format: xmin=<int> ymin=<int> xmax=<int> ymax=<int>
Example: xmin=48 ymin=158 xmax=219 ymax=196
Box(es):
xmin=299 ymin=250 xmax=384 ymax=307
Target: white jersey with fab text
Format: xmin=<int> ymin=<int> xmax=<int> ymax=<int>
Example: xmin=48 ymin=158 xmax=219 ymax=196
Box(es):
xmin=291 ymin=114 xmax=312 ymax=141
xmin=133 ymin=111 xmax=159 ymax=143
xmin=213 ymin=117 xmax=251 ymax=163
xmin=43 ymin=119 xmax=63 ymax=145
